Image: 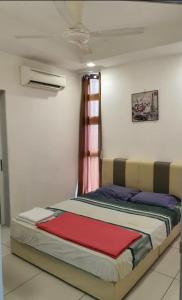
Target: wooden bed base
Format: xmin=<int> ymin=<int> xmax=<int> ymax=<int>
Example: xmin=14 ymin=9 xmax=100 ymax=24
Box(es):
xmin=11 ymin=223 xmax=180 ymax=300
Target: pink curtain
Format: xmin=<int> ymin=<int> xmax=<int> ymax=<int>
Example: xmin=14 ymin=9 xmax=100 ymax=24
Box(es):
xmin=78 ymin=73 xmax=101 ymax=195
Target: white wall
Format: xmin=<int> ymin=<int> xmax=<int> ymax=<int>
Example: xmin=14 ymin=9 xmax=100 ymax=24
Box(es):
xmin=101 ymin=54 xmax=182 ymax=162
xmin=0 ymin=51 xmax=80 ymax=218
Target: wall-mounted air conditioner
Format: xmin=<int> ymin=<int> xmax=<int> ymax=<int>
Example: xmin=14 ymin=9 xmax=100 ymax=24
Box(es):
xmin=20 ymin=65 xmax=66 ymax=91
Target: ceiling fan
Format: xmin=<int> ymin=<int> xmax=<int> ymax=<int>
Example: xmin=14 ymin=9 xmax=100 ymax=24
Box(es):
xmin=14 ymin=1 xmax=145 ymax=54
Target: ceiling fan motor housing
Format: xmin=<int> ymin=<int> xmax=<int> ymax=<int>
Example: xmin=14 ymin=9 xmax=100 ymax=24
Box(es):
xmin=63 ymin=28 xmax=90 ymax=44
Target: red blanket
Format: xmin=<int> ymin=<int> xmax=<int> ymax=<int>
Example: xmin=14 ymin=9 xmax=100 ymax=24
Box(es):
xmin=37 ymin=212 xmax=142 ymax=258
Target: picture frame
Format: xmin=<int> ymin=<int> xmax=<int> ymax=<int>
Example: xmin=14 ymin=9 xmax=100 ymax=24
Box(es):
xmin=132 ymin=90 xmax=159 ymax=122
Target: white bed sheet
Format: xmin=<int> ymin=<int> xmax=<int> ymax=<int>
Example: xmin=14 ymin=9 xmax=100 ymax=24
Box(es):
xmin=11 ymin=200 xmax=167 ymax=282
xmin=11 ymin=219 xmax=133 ymax=282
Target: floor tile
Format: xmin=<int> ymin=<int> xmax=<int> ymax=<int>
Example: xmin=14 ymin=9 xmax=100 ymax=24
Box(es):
xmin=2 ymin=226 xmax=10 ymax=248
xmin=2 ymin=245 xmax=11 ymax=257
xmin=124 ymin=271 xmax=172 ymax=300
xmin=163 ymin=279 xmax=179 ymax=300
xmin=3 ymin=254 xmax=41 ymax=295
xmin=4 ymin=272 xmax=84 ymax=300
xmin=152 ymin=247 xmax=180 ymax=278
xmin=171 ymin=236 xmax=180 ymax=250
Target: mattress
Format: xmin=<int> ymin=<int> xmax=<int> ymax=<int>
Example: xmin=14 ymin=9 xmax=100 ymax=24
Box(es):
xmin=11 ymin=195 xmax=180 ymax=282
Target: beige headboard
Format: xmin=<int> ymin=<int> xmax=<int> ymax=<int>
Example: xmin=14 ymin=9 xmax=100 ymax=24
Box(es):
xmin=102 ymin=158 xmax=182 ymax=199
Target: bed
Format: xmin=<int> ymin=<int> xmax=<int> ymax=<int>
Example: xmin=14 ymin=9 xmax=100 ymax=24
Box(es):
xmin=10 ymin=159 xmax=182 ymax=300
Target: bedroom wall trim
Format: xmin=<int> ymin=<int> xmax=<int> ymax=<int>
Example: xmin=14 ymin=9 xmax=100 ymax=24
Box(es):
xmin=0 ymin=90 xmax=10 ymax=225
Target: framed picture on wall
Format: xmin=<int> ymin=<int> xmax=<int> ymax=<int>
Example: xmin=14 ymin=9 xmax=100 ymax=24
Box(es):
xmin=132 ymin=90 xmax=159 ymax=122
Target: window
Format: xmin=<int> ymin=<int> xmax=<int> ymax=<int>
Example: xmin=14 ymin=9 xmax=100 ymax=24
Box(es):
xmin=78 ymin=73 xmax=101 ymax=194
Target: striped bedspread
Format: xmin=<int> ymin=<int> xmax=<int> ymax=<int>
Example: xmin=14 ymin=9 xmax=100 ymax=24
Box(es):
xmin=11 ymin=193 xmax=181 ymax=282
xmin=49 ymin=194 xmax=180 ymax=271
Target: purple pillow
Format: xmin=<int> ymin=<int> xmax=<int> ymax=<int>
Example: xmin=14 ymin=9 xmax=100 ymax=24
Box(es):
xmin=130 ymin=191 xmax=177 ymax=209
xmin=95 ymin=185 xmax=140 ymax=201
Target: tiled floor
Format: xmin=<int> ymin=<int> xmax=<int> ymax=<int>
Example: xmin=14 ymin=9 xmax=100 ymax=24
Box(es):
xmin=1 ymin=226 xmax=181 ymax=300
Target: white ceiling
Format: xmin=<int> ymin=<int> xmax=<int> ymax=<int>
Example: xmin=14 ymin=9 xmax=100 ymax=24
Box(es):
xmin=0 ymin=1 xmax=182 ymax=71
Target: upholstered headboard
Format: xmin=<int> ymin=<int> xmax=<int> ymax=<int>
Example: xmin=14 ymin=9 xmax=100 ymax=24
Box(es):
xmin=102 ymin=158 xmax=182 ymax=199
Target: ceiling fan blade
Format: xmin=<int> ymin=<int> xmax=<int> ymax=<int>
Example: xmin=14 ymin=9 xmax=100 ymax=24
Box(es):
xmin=53 ymin=1 xmax=83 ymax=27
xmin=90 ymin=27 xmax=144 ymax=38
xmin=14 ymin=35 xmax=57 ymax=39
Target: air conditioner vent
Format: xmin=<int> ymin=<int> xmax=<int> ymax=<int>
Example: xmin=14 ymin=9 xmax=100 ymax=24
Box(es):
xmin=29 ymin=80 xmax=61 ymax=88
xmin=21 ymin=66 xmax=66 ymax=91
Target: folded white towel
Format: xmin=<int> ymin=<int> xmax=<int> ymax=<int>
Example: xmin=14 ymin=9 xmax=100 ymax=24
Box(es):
xmin=16 ymin=207 xmax=55 ymax=225
xmin=16 ymin=215 xmax=54 ymax=226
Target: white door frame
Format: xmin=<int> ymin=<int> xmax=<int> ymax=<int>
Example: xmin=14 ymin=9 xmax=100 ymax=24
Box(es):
xmin=0 ymin=90 xmax=10 ymax=226
xmin=0 ymin=227 xmax=3 ymax=298
xmin=0 ymin=111 xmax=5 ymax=225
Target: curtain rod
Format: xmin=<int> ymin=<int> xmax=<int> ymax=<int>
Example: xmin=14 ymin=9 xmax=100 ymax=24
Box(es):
xmin=78 ymin=66 xmax=103 ymax=76
xmin=83 ymin=72 xmax=100 ymax=79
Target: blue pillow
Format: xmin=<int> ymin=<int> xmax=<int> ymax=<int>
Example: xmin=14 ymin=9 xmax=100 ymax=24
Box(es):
xmin=130 ymin=191 xmax=178 ymax=209
xmin=95 ymin=185 xmax=140 ymax=201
